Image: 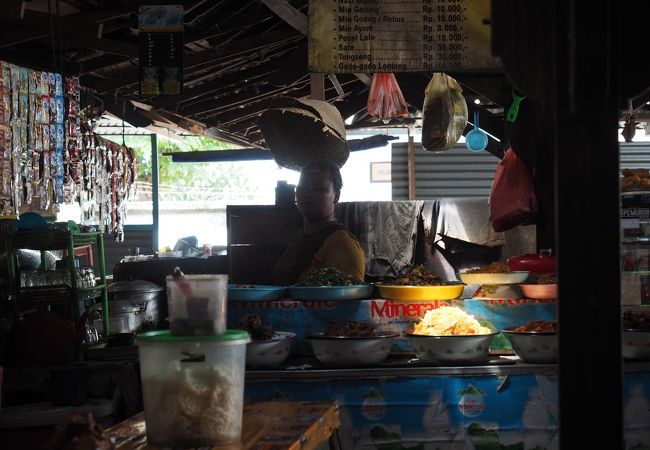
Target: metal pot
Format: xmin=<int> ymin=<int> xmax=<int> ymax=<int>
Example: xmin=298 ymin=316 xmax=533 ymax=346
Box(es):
xmin=107 ymin=280 xmax=165 ymax=330
xmin=90 ymin=303 xmax=142 ymax=336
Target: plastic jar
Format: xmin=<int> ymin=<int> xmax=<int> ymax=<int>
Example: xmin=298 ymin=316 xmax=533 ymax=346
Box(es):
xmin=137 ymin=330 xmax=250 ymax=447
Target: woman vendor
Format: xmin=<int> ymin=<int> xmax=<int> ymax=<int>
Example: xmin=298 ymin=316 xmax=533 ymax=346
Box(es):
xmin=273 ymin=160 xmax=365 ymax=285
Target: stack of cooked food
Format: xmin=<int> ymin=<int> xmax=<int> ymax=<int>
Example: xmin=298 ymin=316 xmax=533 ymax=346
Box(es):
xmin=412 ymin=306 xmax=491 ymax=336
xmin=536 ymin=273 xmax=557 ymax=284
xmin=297 ymin=265 xmax=357 ymax=286
xmin=392 ymin=264 xmax=444 ymax=286
xmin=511 ymin=319 xmax=558 ymax=332
xmin=236 ymin=313 xmax=275 ymax=340
xmin=621 ymin=168 xmax=650 ymax=192
xmin=323 ymin=320 xmax=376 ymax=337
xmin=464 ymin=261 xmax=512 ymax=274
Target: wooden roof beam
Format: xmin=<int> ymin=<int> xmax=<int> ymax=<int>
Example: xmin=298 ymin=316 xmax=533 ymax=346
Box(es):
xmin=151 ymin=70 xmax=274 ymax=110
xmin=0 ymin=48 xmax=80 ymax=73
xmin=204 ymin=127 xmax=267 ymax=149
xmin=191 ymin=78 xmax=311 ymax=118
xmin=88 ymin=30 xmax=302 ymax=94
xmin=193 ymin=75 xmax=360 ymax=121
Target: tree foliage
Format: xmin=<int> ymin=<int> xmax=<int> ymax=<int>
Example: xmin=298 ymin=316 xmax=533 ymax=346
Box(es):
xmin=102 ymin=134 xmax=255 ymax=202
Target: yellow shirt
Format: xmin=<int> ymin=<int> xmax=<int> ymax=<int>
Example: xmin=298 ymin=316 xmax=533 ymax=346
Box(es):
xmin=298 ymin=229 xmax=366 ymax=283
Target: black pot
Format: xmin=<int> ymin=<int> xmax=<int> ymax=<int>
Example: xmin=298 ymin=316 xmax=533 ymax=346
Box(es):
xmin=107 ymin=280 xmax=165 ymax=330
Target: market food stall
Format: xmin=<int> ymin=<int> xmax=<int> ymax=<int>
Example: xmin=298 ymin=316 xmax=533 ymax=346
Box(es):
xmin=0 ymin=1 xmax=649 ymax=449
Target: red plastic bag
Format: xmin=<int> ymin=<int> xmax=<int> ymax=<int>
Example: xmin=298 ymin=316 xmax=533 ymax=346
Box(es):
xmin=367 ymin=73 xmax=409 ymax=121
xmin=489 ymin=147 xmax=538 ymax=232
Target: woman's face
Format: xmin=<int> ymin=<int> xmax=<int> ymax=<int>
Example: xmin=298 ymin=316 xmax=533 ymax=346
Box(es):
xmin=295 ymin=169 xmax=340 ymax=221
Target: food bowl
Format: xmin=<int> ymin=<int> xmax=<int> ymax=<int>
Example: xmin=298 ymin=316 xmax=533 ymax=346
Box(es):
xmin=519 ymin=284 xmax=558 ymax=299
xmin=507 ymin=253 xmax=557 ymax=275
xmin=404 ymin=330 xmax=498 ymax=364
xmin=246 ymin=331 xmax=295 ymax=368
xmin=288 ymin=284 xmax=372 ymax=301
xmin=228 ymin=284 xmax=286 ymax=302
xmin=375 ymin=284 xmax=464 ymax=301
xmin=308 ymin=332 xmax=398 ymax=366
xmin=622 ymin=330 xmax=650 ymax=360
xmin=502 ymin=329 xmax=558 ymax=363
xmin=458 ymin=271 xmax=530 ymax=285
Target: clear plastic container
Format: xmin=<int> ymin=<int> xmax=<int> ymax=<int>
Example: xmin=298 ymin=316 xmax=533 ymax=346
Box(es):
xmin=137 ymin=330 xmax=250 ymax=447
xmin=166 ymin=274 xmax=228 ymax=336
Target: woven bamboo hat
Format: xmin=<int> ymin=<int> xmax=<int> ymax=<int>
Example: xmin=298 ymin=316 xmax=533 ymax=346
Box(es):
xmin=257 ymin=97 xmax=349 ymax=171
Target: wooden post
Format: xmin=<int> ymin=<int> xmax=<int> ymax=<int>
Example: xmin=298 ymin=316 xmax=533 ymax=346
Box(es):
xmin=310 ymin=73 xmax=325 ymax=100
xmin=407 ymin=124 xmax=416 ymax=200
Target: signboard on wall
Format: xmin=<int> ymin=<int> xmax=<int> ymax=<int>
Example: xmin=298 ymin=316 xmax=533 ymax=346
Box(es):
xmin=308 ymin=0 xmax=501 ymax=73
xmin=138 ymin=5 xmax=184 ymax=95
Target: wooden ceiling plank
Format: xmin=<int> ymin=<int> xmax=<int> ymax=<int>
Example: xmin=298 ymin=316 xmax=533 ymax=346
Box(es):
xmin=174 ymin=77 xmax=271 ymax=111
xmin=79 ymin=55 xmax=135 ymax=75
xmin=0 ymin=27 xmax=49 ymax=47
xmin=0 ymin=48 xmax=80 ymax=73
xmin=262 ymin=0 xmax=308 ymax=35
xmin=226 ymin=120 xmax=259 ymax=134
xmin=0 ymin=6 xmax=132 ymax=40
xmin=175 ymin=56 xmax=294 ymax=107
xmin=60 ymin=34 xmax=138 ymax=58
xmin=204 ymin=127 xmax=267 ymax=149
xmin=190 ymin=78 xmax=310 ymax=117
xmin=204 ymin=78 xmax=360 ymax=126
xmin=89 ymin=30 xmax=301 ymax=94
xmin=261 ymin=0 xmax=370 ymax=88
xmin=1 ymin=0 xmax=24 ymax=21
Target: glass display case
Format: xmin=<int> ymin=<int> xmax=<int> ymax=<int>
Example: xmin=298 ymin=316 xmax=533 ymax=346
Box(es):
xmin=621 ymin=192 xmax=650 ymax=305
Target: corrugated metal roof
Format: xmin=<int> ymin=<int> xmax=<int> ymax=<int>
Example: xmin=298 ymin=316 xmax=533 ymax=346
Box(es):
xmin=620 ymin=142 xmax=650 ymax=167
xmin=391 ymin=143 xmax=500 ymax=199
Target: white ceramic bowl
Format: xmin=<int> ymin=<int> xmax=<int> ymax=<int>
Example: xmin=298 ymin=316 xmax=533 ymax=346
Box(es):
xmin=519 ymin=284 xmax=558 ymax=299
xmin=503 ymin=329 xmax=558 ymax=363
xmin=622 ymin=330 xmax=650 ymax=360
xmin=246 ymin=331 xmax=295 ymax=368
xmin=404 ymin=330 xmax=498 ymax=364
xmin=308 ymin=332 xmax=398 ymax=367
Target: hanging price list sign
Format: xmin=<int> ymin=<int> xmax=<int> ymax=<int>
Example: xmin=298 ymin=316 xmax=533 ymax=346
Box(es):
xmin=308 ymin=0 xmax=501 ymax=73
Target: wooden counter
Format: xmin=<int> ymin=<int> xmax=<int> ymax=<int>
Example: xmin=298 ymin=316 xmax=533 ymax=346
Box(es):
xmin=105 ymin=401 xmax=341 ymax=450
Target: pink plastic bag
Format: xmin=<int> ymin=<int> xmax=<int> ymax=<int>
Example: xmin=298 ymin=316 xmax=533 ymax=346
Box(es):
xmin=489 ymin=147 xmax=538 ymax=232
xmin=367 ymin=73 xmax=409 ymax=121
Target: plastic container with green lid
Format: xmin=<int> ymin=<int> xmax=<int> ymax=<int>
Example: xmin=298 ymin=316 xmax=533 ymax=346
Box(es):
xmin=166 ymin=274 xmax=229 ymax=336
xmin=138 ymin=329 xmax=249 ymax=343
xmin=137 ymin=329 xmax=250 ymax=447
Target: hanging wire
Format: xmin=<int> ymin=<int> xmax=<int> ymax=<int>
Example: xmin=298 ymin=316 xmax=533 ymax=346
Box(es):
xmin=48 ymin=0 xmax=57 ymax=71
xmin=56 ymin=0 xmax=64 ymax=75
xmin=121 ymin=100 xmax=126 ymax=147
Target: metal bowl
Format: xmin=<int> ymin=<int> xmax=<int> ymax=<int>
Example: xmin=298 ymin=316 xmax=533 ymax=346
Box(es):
xmin=622 ymin=329 xmax=650 ymax=360
xmin=308 ymin=332 xmax=398 ymax=366
xmin=458 ymin=271 xmax=530 ymax=285
xmin=375 ymin=284 xmax=464 ymax=301
xmin=288 ymin=284 xmax=373 ymax=301
xmin=246 ymin=331 xmax=296 ymax=368
xmin=502 ymin=329 xmax=558 ymax=363
xmin=404 ymin=330 xmax=498 ymax=364
xmin=518 ymin=284 xmax=558 ymax=299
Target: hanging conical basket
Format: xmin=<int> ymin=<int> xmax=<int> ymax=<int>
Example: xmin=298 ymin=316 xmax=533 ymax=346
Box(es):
xmin=257 ymin=97 xmax=349 ymax=171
